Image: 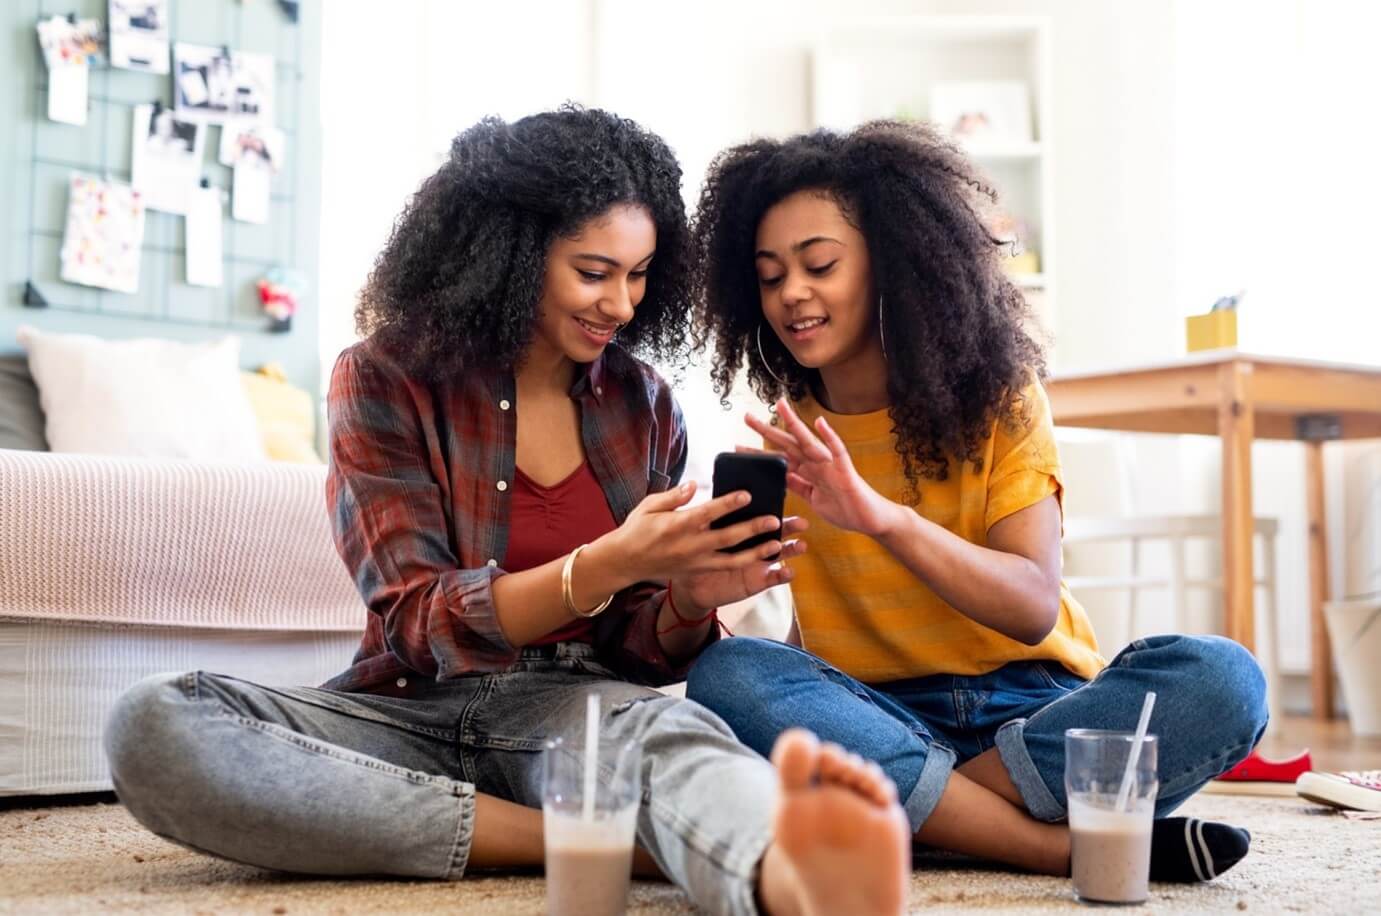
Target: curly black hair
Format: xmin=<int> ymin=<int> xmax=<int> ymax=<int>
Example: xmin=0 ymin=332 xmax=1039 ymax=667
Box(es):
xmin=356 ymin=105 xmax=692 ymax=379
xmin=692 ymin=119 xmax=1047 ymax=488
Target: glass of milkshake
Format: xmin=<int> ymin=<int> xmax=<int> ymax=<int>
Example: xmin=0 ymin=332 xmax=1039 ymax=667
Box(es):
xmin=1065 ymin=729 xmax=1159 ymax=905
xmin=542 ymin=735 xmax=642 ymax=916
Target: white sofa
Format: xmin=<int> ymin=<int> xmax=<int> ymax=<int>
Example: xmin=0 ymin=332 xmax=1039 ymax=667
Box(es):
xmin=0 ymin=450 xmax=366 ymax=796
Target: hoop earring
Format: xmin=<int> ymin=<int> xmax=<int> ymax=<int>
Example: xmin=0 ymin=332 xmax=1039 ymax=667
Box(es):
xmin=878 ymin=295 xmax=888 ymax=362
xmin=756 ymin=323 xmax=787 ymax=386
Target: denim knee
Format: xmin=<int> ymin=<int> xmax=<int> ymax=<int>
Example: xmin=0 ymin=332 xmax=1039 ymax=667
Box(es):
xmin=686 ymin=638 xmax=790 ymax=723
xmin=1180 ymin=635 xmax=1269 ymax=748
xmin=104 ymin=672 xmax=196 ymax=802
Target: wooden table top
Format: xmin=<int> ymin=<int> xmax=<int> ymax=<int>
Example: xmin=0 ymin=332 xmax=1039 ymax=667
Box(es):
xmin=1047 ymin=350 xmax=1381 ymax=441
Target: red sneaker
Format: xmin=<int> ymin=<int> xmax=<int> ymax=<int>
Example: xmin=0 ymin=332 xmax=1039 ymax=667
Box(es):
xmin=1296 ymin=770 xmax=1381 ymax=812
xmin=1217 ymin=749 xmax=1312 ymax=783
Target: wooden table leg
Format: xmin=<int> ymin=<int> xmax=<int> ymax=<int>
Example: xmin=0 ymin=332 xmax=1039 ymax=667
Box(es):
xmin=1219 ymin=362 xmax=1256 ymax=651
xmin=1304 ymin=441 xmax=1335 ymax=719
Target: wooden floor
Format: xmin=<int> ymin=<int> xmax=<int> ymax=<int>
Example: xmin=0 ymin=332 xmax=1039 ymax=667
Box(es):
xmin=1258 ymin=715 xmax=1381 ymax=772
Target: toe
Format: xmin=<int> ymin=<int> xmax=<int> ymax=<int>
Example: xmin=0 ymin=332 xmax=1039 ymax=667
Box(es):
xmin=772 ymin=728 xmax=821 ymax=792
xmin=864 ymin=762 xmax=898 ymax=806
xmin=844 ymin=752 xmax=868 ymax=789
xmin=817 ymin=742 xmax=850 ymax=783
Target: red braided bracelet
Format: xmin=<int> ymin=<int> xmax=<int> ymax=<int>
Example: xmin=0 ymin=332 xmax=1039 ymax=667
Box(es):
xmin=656 ymin=583 xmax=720 ymax=635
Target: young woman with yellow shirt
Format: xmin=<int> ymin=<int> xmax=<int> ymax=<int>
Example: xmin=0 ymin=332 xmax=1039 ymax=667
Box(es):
xmin=687 ymin=121 xmax=1268 ymax=884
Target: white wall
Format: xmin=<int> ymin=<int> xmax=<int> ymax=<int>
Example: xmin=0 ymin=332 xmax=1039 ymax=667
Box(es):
xmin=318 ymin=1 xmax=432 ymax=380
xmin=318 ymin=0 xmax=597 ymax=376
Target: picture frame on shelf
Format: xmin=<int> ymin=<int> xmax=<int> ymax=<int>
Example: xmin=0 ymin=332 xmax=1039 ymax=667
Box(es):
xmin=929 ymin=81 xmax=1032 ymax=146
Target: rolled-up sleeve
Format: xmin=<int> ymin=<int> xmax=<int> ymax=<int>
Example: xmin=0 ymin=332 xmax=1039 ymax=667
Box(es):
xmin=985 ymin=382 xmax=1064 ymax=533
xmin=327 ymin=349 xmax=519 ymax=678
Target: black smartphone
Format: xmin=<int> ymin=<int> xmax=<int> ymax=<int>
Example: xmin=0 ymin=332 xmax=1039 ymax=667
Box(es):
xmin=710 ymin=452 xmax=788 ymax=555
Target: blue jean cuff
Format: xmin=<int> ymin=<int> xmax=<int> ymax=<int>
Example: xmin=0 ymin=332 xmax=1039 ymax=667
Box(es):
xmin=901 ymin=742 xmax=957 ymax=832
xmin=445 ymin=784 xmax=477 ymax=880
xmin=730 ymin=829 xmax=775 ymax=916
xmin=996 ymin=718 xmax=1065 ymax=823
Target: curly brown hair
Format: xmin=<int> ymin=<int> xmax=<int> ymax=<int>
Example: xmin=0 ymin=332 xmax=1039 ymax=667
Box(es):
xmin=355 ymin=105 xmax=692 ymax=380
xmin=692 ymin=119 xmax=1046 ymax=487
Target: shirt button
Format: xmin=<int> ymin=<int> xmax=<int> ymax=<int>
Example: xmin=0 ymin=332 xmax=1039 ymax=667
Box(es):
xmin=396 ymin=677 xmax=407 ymax=688
xmin=496 ymin=479 xmax=508 ymax=492
xmin=595 ymin=386 xmax=603 ymax=396
xmin=499 ymin=399 xmax=510 ymax=410
xmin=487 ymin=558 xmax=498 ymax=568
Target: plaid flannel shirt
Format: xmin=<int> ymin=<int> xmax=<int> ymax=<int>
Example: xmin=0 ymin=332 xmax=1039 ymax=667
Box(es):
xmin=321 ymin=338 xmax=705 ymax=696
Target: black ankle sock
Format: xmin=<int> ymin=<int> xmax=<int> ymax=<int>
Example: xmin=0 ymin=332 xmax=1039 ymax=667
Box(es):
xmin=1149 ymin=818 xmax=1250 ymax=882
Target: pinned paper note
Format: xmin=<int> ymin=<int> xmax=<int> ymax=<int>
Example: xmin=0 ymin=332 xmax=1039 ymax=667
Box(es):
xmin=220 ymin=124 xmax=285 ymax=224
xmin=186 ymin=181 xmax=224 ymax=287
xmin=231 ymin=165 xmax=270 ymax=224
xmin=47 ymin=65 xmax=89 ymax=126
xmin=59 ymin=174 xmax=146 ymax=294
xmin=131 ymin=103 xmax=205 ymax=214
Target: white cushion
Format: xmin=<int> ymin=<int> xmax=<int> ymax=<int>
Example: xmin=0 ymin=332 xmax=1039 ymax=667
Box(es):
xmin=16 ymin=325 xmax=266 ymax=462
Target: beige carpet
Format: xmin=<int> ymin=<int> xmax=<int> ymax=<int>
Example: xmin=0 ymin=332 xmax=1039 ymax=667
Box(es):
xmin=1 ymin=793 xmax=1376 ymax=914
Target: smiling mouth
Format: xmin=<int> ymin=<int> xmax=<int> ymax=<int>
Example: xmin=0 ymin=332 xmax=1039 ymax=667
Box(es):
xmin=575 ymin=317 xmax=618 ymax=339
xmin=787 ymin=317 xmax=828 ymax=333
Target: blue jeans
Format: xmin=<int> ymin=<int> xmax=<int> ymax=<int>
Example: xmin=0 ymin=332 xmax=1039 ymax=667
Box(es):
xmin=686 ymin=634 xmax=1267 ymax=832
xmin=105 ymin=643 xmax=776 ymax=916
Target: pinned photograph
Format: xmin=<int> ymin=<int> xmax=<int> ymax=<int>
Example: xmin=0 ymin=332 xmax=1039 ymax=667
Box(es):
xmin=218 ymin=123 xmax=286 ymax=171
xmin=36 ymin=15 xmax=103 ymax=126
xmin=36 ymin=15 xmax=103 ymax=69
xmin=59 ymin=174 xmax=147 ymax=295
xmin=220 ymin=124 xmax=286 ymax=223
xmin=131 ymin=102 xmax=205 ymax=215
xmin=109 ymin=0 xmax=170 ymax=74
xmin=173 ymin=43 xmax=274 ymax=125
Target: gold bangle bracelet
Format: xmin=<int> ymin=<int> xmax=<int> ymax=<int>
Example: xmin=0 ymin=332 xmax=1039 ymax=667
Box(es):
xmin=562 ymin=543 xmax=614 ymax=618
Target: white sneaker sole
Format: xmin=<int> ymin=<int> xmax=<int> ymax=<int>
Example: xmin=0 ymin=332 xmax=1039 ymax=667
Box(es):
xmin=1296 ymin=772 xmax=1381 ymax=812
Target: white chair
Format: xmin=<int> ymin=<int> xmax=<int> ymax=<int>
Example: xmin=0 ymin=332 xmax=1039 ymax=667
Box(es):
xmin=1058 ymin=434 xmax=1284 ymax=729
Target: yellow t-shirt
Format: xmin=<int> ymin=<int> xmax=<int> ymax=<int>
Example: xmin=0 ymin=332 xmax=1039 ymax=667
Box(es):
xmin=782 ymin=382 xmax=1106 ymax=684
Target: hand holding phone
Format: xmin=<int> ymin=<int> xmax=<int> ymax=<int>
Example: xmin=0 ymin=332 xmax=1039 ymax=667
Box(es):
xmin=710 ymin=452 xmax=788 ymax=555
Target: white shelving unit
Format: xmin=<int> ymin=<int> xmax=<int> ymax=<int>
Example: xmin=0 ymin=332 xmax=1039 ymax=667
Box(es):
xmin=810 ymin=16 xmax=1055 ymax=339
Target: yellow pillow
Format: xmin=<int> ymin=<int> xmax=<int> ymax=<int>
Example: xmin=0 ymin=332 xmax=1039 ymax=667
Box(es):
xmin=240 ymin=364 xmax=321 ymax=464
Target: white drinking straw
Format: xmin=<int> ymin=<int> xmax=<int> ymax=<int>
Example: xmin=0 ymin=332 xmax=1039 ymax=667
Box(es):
xmin=1116 ymin=691 xmax=1157 ymax=813
xmin=583 ymin=693 xmax=599 ymax=823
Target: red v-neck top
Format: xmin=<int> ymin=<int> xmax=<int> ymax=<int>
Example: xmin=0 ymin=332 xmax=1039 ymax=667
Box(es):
xmin=504 ymin=461 xmax=619 ymax=645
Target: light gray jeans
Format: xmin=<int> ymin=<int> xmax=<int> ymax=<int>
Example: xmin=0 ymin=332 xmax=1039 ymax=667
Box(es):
xmin=104 ymin=642 xmax=777 ymax=915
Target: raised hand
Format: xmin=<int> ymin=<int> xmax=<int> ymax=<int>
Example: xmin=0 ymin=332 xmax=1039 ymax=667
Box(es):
xmin=745 ymin=399 xmax=899 ymax=538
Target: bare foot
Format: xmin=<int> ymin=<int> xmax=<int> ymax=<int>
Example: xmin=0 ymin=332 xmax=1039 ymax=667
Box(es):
xmin=758 ymin=729 xmax=910 ymax=916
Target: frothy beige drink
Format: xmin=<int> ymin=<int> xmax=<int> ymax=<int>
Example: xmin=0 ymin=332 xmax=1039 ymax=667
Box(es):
xmin=544 ymin=806 xmax=638 ymax=916
xmin=1068 ymin=797 xmax=1153 ymax=904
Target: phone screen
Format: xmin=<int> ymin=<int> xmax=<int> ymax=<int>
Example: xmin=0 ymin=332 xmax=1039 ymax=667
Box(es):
xmin=710 ymin=452 xmax=788 ymax=554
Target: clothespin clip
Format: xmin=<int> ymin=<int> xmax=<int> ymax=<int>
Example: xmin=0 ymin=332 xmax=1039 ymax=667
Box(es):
xmin=66 ymin=12 xmax=76 ymax=24
xmin=199 ymin=176 xmax=229 ymax=205
xmin=151 ymin=99 xmax=163 ymax=117
xmin=222 ymin=44 xmax=232 ymax=61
